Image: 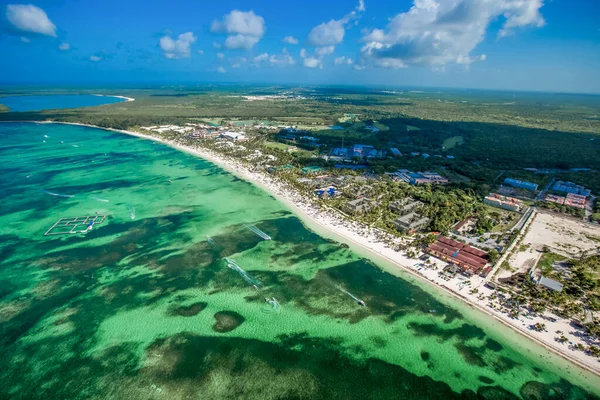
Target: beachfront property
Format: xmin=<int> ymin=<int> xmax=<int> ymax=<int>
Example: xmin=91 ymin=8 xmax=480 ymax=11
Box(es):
xmin=537 ymin=276 xmax=564 ymax=292
xmin=344 ymin=198 xmax=377 ymax=215
xmin=552 ymin=181 xmax=591 ymax=197
xmin=503 ymin=178 xmax=539 ymax=191
xmin=565 ymin=193 xmax=587 ymax=209
xmin=545 ymin=194 xmax=565 ymax=205
xmin=545 ymin=193 xmax=587 ymax=209
xmin=389 ymin=198 xmax=423 ymax=213
xmin=389 ymin=148 xmax=402 ymax=157
xmin=426 ymin=236 xmax=489 ymax=276
xmin=389 ymin=169 xmax=449 ymax=185
xmin=221 ymin=131 xmax=248 ymax=141
xmin=393 ymin=212 xmax=430 ymax=234
xmin=484 ymin=193 xmax=524 ymax=212
xmin=314 ymin=186 xmax=339 ymax=198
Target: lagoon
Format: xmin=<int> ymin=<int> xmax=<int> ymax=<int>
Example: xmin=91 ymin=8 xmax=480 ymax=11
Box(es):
xmin=0 ymin=94 xmax=127 ymax=112
xmin=0 ymin=122 xmax=598 ymax=399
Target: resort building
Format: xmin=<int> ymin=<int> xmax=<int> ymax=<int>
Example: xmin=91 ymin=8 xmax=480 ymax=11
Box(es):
xmin=344 ymin=198 xmax=377 ymax=215
xmin=552 ymin=181 xmax=591 ymax=197
xmin=426 ymin=236 xmax=489 ymax=275
xmin=545 ymin=194 xmax=565 ymax=205
xmin=389 ymin=148 xmax=402 ymax=157
xmin=484 ymin=193 xmax=524 ymax=212
xmin=389 ymin=199 xmax=423 ymax=213
xmin=390 ymin=170 xmax=449 ymax=185
xmin=221 ymin=131 xmax=247 ymax=141
xmin=503 ymin=178 xmax=538 ymax=191
xmin=393 ymin=212 xmax=430 ymax=234
xmin=537 ymin=276 xmax=564 ymax=292
xmin=565 ymin=193 xmax=587 ymax=209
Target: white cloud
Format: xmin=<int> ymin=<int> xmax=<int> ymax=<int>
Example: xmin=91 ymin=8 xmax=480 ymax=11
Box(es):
xmin=213 ymin=41 xmax=221 ymax=49
xmin=308 ymin=20 xmax=345 ymax=46
xmin=357 ymin=0 xmax=366 ymax=12
xmin=303 ymin=57 xmax=321 ymax=68
xmin=59 ymin=42 xmax=70 ymax=51
xmin=254 ymin=48 xmax=295 ymax=66
xmin=217 ymin=52 xmax=225 ymax=60
xmin=353 ymin=65 xmax=365 ymax=70
xmin=20 ymin=36 xmax=29 ymax=43
xmin=253 ymin=53 xmax=269 ymax=63
xmin=307 ymin=0 xmax=364 ymax=46
xmin=6 ymin=4 xmax=57 ymax=37
xmin=282 ymin=36 xmax=299 ymax=45
xmin=217 ymin=66 xmax=226 ymax=73
xmin=224 ymin=34 xmax=260 ymax=50
xmin=198 ymin=49 xmax=204 ymax=55
xmin=334 ymin=56 xmax=353 ymax=65
xmin=211 ymin=10 xmax=265 ymax=50
xmin=231 ymin=63 xmax=241 ymax=68
xmin=315 ymin=45 xmax=335 ymax=57
xmin=159 ymin=32 xmax=196 ymax=59
xmin=300 ymin=48 xmax=307 ymax=58
xmin=89 ymin=55 xmax=101 ymax=62
xmin=361 ymin=0 xmax=545 ymax=68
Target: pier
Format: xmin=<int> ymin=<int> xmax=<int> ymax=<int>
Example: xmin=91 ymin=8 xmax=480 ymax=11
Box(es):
xmin=44 ymin=215 xmax=106 ymax=236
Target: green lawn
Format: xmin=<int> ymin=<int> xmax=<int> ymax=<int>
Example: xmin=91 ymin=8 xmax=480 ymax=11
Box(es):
xmin=537 ymin=252 xmax=567 ymax=275
xmin=443 ymin=135 xmax=464 ymax=149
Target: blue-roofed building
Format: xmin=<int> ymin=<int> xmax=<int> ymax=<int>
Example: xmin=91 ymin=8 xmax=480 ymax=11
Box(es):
xmin=552 ymin=181 xmax=591 ymax=196
xmin=389 ymin=148 xmax=402 ymax=156
xmin=503 ymin=178 xmax=538 ymax=191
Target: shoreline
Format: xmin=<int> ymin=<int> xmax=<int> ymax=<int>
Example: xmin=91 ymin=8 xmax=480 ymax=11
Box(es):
xmin=4 ymin=120 xmax=599 ymax=381
xmin=92 ymin=94 xmax=135 ymax=102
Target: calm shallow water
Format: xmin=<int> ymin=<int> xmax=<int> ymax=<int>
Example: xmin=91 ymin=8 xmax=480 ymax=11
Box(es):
xmin=0 ymin=95 xmax=125 ymax=112
xmin=0 ymin=122 xmax=598 ymax=399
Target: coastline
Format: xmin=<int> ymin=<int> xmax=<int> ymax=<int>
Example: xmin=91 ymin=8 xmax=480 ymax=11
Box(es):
xmin=4 ymin=120 xmax=599 ymax=382
xmin=91 ymin=94 xmax=135 ymax=102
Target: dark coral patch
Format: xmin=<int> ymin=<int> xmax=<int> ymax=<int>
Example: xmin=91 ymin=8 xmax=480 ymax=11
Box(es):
xmin=212 ymin=311 xmax=245 ymax=333
xmin=170 ymin=302 xmax=207 ymax=316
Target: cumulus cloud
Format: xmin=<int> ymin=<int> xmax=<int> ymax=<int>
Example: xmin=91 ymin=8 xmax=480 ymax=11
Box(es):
xmin=20 ymin=36 xmax=29 ymax=43
xmin=211 ymin=10 xmax=265 ymax=50
xmin=224 ymin=34 xmax=260 ymax=50
xmin=282 ymin=36 xmax=299 ymax=45
xmin=59 ymin=42 xmax=70 ymax=50
xmin=6 ymin=4 xmax=57 ymax=37
xmin=89 ymin=55 xmax=101 ymax=62
xmin=159 ymin=32 xmax=196 ymax=59
xmin=198 ymin=49 xmax=204 ymax=55
xmin=308 ymin=0 xmax=365 ymax=47
xmin=315 ymin=45 xmax=335 ymax=57
xmin=303 ymin=57 xmax=321 ymax=68
xmin=308 ymin=19 xmax=346 ymax=47
xmin=361 ymin=0 xmax=545 ymax=68
xmin=217 ymin=66 xmax=226 ymax=73
xmin=334 ymin=56 xmax=353 ymax=65
xmin=253 ymin=48 xmax=295 ymax=66
xmin=217 ymin=52 xmax=225 ymax=60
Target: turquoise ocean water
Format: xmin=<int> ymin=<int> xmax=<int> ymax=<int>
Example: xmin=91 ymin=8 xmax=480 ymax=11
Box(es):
xmin=0 ymin=95 xmax=126 ymax=112
xmin=0 ymin=122 xmax=598 ymax=399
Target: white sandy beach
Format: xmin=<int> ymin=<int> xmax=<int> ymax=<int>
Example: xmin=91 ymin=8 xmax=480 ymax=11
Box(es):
xmin=21 ymin=121 xmax=600 ymax=377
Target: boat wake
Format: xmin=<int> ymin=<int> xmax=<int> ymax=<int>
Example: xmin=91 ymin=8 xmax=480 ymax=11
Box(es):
xmin=246 ymin=224 xmax=271 ymax=240
xmin=337 ymin=286 xmax=366 ymax=307
xmin=90 ymin=196 xmax=109 ymax=203
xmin=43 ymin=190 xmax=74 ymax=198
xmin=128 ymin=205 xmax=136 ymax=220
xmin=225 ymin=257 xmax=262 ymax=288
xmin=263 ymin=297 xmax=281 ymax=314
xmin=206 ymin=236 xmax=221 ymax=253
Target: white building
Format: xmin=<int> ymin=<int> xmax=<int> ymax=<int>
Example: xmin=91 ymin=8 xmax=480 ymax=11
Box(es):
xmin=221 ymin=132 xmax=247 ymax=141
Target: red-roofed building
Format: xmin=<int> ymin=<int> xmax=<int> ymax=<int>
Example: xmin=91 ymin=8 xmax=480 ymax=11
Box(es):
xmin=426 ymin=236 xmax=489 ymax=275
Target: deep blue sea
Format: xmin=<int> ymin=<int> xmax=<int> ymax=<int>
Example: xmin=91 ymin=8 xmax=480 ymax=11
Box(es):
xmin=0 ymin=94 xmax=126 ymax=112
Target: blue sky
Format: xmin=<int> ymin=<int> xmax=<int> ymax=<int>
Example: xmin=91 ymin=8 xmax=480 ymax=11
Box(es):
xmin=1 ymin=0 xmax=599 ymax=93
